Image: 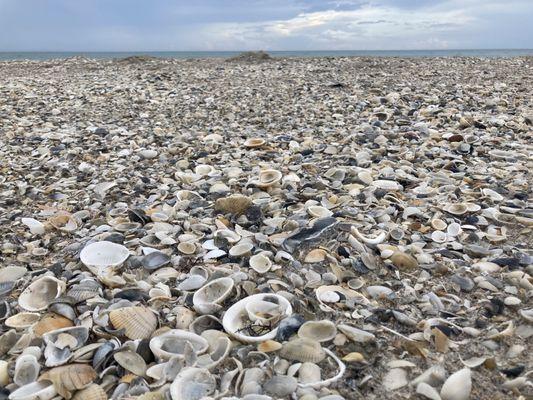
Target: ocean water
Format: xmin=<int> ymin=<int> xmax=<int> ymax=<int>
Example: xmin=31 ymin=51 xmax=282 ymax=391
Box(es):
xmin=0 ymin=49 xmax=532 ymax=61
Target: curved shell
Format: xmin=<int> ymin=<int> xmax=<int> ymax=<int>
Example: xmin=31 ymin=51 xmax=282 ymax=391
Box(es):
xmin=228 ymin=242 xmax=254 ymax=257
xmin=249 ymin=253 xmax=272 ymax=274
xmin=222 ymin=293 xmax=292 ymax=343
xmin=43 ymin=326 xmax=90 ymax=367
xmin=0 ymin=266 xmax=27 ymax=282
xmin=390 ymin=251 xmax=418 ymax=270
xmin=244 ymin=138 xmax=266 ymax=148
xmin=71 ymin=384 xmax=107 ymax=400
xmin=149 ymin=329 xmax=209 ymax=361
xmin=14 ymin=354 xmax=40 ymax=386
xmin=298 ymin=320 xmax=337 ymax=342
xmin=256 ymin=169 xmax=282 ymax=188
xmin=19 ymin=276 xmax=66 ymax=312
xmin=80 ymin=241 xmax=130 ymax=274
xmin=196 ymin=336 xmax=232 ymax=369
xmin=192 ymin=277 xmax=234 ymax=314
xmin=8 ymin=381 xmax=57 ymax=400
xmin=21 ymin=218 xmax=46 ymax=235
xmin=431 ymin=218 xmax=447 ymax=231
xmin=169 ymin=367 xmax=216 ymax=400
xmin=307 ymin=206 xmax=333 ymax=218
xmin=142 ymin=251 xmax=171 ymax=270
xmin=444 ymin=203 xmax=469 ymax=215
xmin=279 ymin=338 xmax=326 ymax=363
xmin=109 ymin=306 xmax=157 ymax=339
xmin=177 ymin=241 xmax=197 ymax=255
xmin=114 ymin=350 xmax=147 ymax=376
xmin=5 ymin=312 xmax=40 ymax=329
xmin=39 ymin=364 xmax=97 ymax=400
xmin=33 ymin=313 xmax=74 ymax=337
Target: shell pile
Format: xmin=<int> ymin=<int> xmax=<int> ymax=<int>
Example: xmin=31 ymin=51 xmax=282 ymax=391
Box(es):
xmin=0 ymin=54 xmax=532 ymax=400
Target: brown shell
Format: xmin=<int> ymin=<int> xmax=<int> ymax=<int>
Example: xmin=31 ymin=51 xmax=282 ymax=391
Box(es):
xmin=33 ymin=313 xmax=74 ymax=337
xmin=109 ymin=306 xmax=157 ymax=339
xmin=279 ymin=338 xmax=326 ymax=363
xmin=40 ymin=364 xmax=97 ymax=399
xmin=390 ymin=251 xmax=418 ymax=270
xmin=72 ymin=384 xmax=107 ymax=400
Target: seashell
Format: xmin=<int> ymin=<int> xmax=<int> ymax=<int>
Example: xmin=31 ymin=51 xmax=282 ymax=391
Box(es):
xmin=49 ymin=214 xmax=79 ymax=232
xmin=249 ymin=253 xmax=272 ymax=273
xmin=244 ymin=137 xmax=266 ymax=148
xmin=114 ymin=350 xmax=147 ymax=376
xmin=390 ymin=251 xmax=418 ymax=270
xmin=229 ymin=242 xmax=254 ymax=257
xmin=303 ymin=249 xmax=327 ymax=263
xmin=71 ymin=384 xmax=107 ymax=400
xmin=190 ymin=315 xmax=223 ymax=335
xmin=222 ymin=293 xmax=292 ymax=343
xmin=519 ymin=308 xmax=533 ymax=323
xmin=170 ymin=367 xmax=216 ymax=400
xmin=440 ymin=368 xmax=471 ymax=400
xmin=342 ymin=352 xmax=365 ymax=362
xmin=0 ymin=266 xmax=27 ymax=282
xmin=263 ymin=375 xmax=298 ymax=398
xmin=280 ymin=338 xmax=325 ymax=363
xmin=14 ymin=354 xmax=40 ymax=386
xmin=443 ymin=203 xmax=468 ymax=216
xmin=298 ymin=320 xmax=337 ymax=342
xmin=215 ymin=195 xmax=253 ymax=215
xmin=43 ymin=326 xmax=90 ymax=367
xmin=192 ymin=277 xmax=234 ymax=314
xmin=366 ymin=285 xmax=393 ymax=298
xmin=109 ymin=306 xmax=157 ymax=339
xmin=431 ymin=230 xmax=447 ymax=243
xmin=0 ymin=280 xmax=15 ymax=297
xmin=307 ymin=205 xmax=333 ymax=218
xmin=178 ymin=274 xmax=207 ymax=291
xmin=141 ymin=251 xmax=171 ymax=270
xmin=177 ymin=241 xmax=197 ymax=255
xmin=67 ymin=280 xmax=102 ymax=303
xmin=21 ymin=218 xmax=46 ymax=235
xmin=80 ymin=241 xmax=130 ymax=275
xmin=383 ymin=368 xmax=408 ymax=391
xmin=416 ymin=382 xmax=441 ymax=400
xmin=431 ymin=218 xmax=447 ymax=231
xmin=19 ymin=276 xmax=66 ymax=312
xmin=149 ymin=329 xmax=209 ymax=361
xmin=338 ymin=324 xmax=375 ymax=343
xmin=39 ymin=364 xmax=97 ymax=399
xmin=245 ymin=299 xmax=285 ymax=326
xmin=351 ymin=226 xmax=387 ymax=245
xmin=6 ymin=312 xmax=40 ymax=329
xmin=256 ymin=169 xmax=282 ymax=188
xmin=8 ymin=381 xmax=57 ymax=400
xmin=196 ymin=336 xmax=232 ymax=369
xmin=257 ymin=340 xmax=282 ymax=353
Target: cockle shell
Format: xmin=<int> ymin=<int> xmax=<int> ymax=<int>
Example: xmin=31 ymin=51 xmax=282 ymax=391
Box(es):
xmin=19 ymin=276 xmax=66 ymax=312
xmin=256 ymin=169 xmax=282 ymax=188
xmin=298 ymin=320 xmax=337 ymax=342
xmin=109 ymin=306 xmax=157 ymax=339
xmin=279 ymin=338 xmax=326 ymax=363
xmin=249 ymin=253 xmax=272 ymax=273
xmin=14 ymin=354 xmax=40 ymax=386
xmin=39 ymin=364 xmax=97 ymax=399
xmin=114 ymin=350 xmax=147 ymax=376
xmin=71 ymin=384 xmax=107 ymax=400
xmin=33 ymin=313 xmax=74 ymax=337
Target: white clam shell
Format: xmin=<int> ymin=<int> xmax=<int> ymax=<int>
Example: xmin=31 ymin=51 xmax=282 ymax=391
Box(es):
xmin=249 ymin=253 xmax=272 ymax=274
xmin=21 ymin=218 xmax=46 ymax=235
xmin=149 ymin=329 xmax=209 ymax=362
xmin=14 ymin=354 xmax=40 ymax=386
xmin=80 ymin=241 xmax=130 ymax=275
xmin=440 ymin=368 xmax=471 ymax=400
xmin=170 ymin=367 xmax=216 ymax=400
xmin=192 ymin=277 xmax=234 ymax=314
xmin=18 ymin=276 xmax=66 ymax=312
xmin=8 ymin=381 xmax=57 ymax=400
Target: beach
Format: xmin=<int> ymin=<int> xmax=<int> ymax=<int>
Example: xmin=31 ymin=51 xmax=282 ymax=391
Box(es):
xmin=0 ymin=55 xmax=532 ymax=400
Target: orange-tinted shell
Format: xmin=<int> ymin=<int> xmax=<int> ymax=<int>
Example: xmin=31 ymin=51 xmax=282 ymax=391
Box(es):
xmin=72 ymin=384 xmax=107 ymax=400
xmin=33 ymin=313 xmax=74 ymax=337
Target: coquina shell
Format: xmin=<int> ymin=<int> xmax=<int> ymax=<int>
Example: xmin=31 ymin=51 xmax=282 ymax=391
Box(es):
xmin=222 ymin=293 xmax=292 ymax=343
xmin=109 ymin=306 xmax=157 ymax=339
xmin=18 ymin=276 xmax=66 ymax=312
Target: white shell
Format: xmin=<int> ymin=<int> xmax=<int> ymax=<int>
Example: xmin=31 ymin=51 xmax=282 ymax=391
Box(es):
xmin=8 ymin=381 xmax=57 ymax=400
xmin=192 ymin=277 xmax=234 ymax=314
xmin=14 ymin=354 xmax=40 ymax=386
xmin=80 ymin=241 xmax=130 ymax=275
xmin=307 ymin=206 xmax=333 ymax=218
xmin=229 ymin=242 xmax=254 ymax=257
xmin=256 ymin=169 xmax=282 ymax=188
xmin=21 ymin=218 xmax=46 ymax=235
xmin=249 ymin=253 xmax=272 ymax=274
xmin=18 ymin=276 xmax=66 ymax=312
xmin=440 ymin=368 xmax=471 ymax=400
xmin=222 ymin=293 xmax=292 ymax=343
xmin=149 ymin=329 xmax=209 ymax=362
xmin=170 ymin=367 xmax=216 ymax=400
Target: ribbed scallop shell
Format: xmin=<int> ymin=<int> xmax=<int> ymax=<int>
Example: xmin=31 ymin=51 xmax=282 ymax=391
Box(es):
xmin=39 ymin=364 xmax=97 ymax=399
xmin=109 ymin=306 xmax=157 ymax=339
xmin=71 ymin=384 xmax=107 ymax=400
xmin=279 ymin=338 xmax=326 ymax=363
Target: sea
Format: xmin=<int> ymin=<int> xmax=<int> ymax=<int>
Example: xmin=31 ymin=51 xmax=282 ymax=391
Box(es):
xmin=0 ymin=49 xmax=532 ymax=61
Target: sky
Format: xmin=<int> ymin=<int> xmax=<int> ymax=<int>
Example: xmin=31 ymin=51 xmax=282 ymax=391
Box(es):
xmin=0 ymin=0 xmax=531 ymax=51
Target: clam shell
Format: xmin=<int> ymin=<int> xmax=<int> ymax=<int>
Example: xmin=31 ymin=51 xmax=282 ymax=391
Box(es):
xmin=170 ymin=367 xmax=216 ymax=400
xmin=222 ymin=293 xmax=292 ymax=343
xmin=114 ymin=350 xmax=147 ymax=376
xmin=192 ymin=277 xmax=234 ymax=314
xmin=8 ymin=381 xmax=57 ymax=400
xmin=444 ymin=203 xmax=468 ymax=216
xmin=21 ymin=218 xmax=46 ymax=235
xmin=256 ymin=169 xmax=282 ymax=188
xmin=177 ymin=241 xmax=197 ymax=255
xmin=5 ymin=312 xmax=40 ymax=329
xmin=80 ymin=241 xmax=130 ymax=274
xmin=214 ymin=195 xmax=253 ymax=215
xmin=279 ymin=338 xmax=326 ymax=363
xmin=229 ymin=242 xmax=254 ymax=257
xmin=39 ymin=364 xmax=97 ymax=399
xmin=298 ymin=320 xmax=337 ymax=342
xmin=307 ymin=206 xmax=333 ymax=218
xmin=431 ymin=218 xmax=447 ymax=231
xmin=0 ymin=266 xmax=27 ymax=283
xmin=71 ymin=384 xmax=107 ymax=400
xmin=244 ymin=138 xmax=266 ymax=148
xmin=109 ymin=306 xmax=157 ymax=339
xmin=149 ymin=329 xmax=209 ymax=361
xmin=390 ymin=251 xmax=418 ymax=270
xmin=249 ymin=253 xmax=272 ymax=274
xmin=440 ymin=368 xmax=471 ymax=400
xmin=304 ymin=249 xmax=327 ymax=263
xmin=142 ymin=251 xmax=171 ymax=270
xmin=14 ymin=354 xmax=40 ymax=386
xmin=19 ymin=276 xmax=66 ymax=312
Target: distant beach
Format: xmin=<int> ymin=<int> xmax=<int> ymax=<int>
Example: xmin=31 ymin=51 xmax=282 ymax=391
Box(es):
xmin=1 ymin=48 xmax=533 ymax=61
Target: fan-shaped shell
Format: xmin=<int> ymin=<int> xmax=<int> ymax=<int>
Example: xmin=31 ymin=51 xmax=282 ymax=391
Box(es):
xmin=222 ymin=293 xmax=292 ymax=343
xmin=71 ymin=384 xmax=107 ymax=400
xmin=192 ymin=277 xmax=234 ymax=314
xmin=279 ymin=338 xmax=326 ymax=363
xmin=109 ymin=306 xmax=157 ymax=339
xmin=169 ymin=367 xmax=216 ymax=400
xmin=0 ymin=266 xmax=27 ymax=282
xmin=39 ymin=364 xmax=97 ymax=400
xmin=149 ymin=329 xmax=209 ymax=361
xmin=298 ymin=320 xmax=337 ymax=342
xmin=19 ymin=276 xmax=66 ymax=312
xmin=80 ymin=241 xmax=130 ymax=275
